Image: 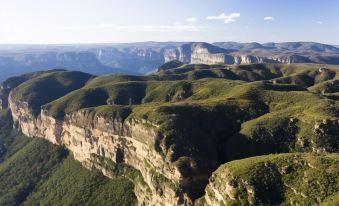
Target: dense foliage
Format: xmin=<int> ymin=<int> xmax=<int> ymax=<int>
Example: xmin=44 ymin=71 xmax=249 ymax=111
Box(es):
xmin=23 ymin=157 xmax=136 ymax=206
xmin=0 ymin=110 xmax=136 ymax=206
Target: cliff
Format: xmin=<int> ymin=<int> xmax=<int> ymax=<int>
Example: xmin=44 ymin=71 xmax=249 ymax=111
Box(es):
xmin=2 ymin=41 xmax=339 ymax=79
xmin=197 ymin=153 xmax=339 ymax=206
xmin=162 ymin=42 xmax=322 ymax=65
xmin=9 ymin=101 xmax=189 ymax=205
xmin=0 ymin=109 xmax=137 ymax=206
xmin=4 ymin=63 xmax=339 ymax=205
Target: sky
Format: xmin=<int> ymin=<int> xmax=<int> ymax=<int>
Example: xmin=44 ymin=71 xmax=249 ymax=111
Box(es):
xmin=0 ymin=0 xmax=338 ymax=44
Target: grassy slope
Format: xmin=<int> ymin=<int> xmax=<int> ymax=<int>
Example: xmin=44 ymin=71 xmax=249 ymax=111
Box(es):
xmin=203 ymin=153 xmax=339 ymax=206
xmin=156 ymin=63 xmax=339 ymax=81
xmin=10 ymin=71 xmax=94 ymax=116
xmin=0 ymin=110 xmax=136 ymax=206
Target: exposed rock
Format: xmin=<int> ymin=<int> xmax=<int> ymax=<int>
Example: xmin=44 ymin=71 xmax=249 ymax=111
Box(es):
xmin=200 ymin=154 xmax=339 ymax=206
xmin=313 ymin=119 xmax=339 ymax=152
xmin=5 ymin=64 xmax=339 ymax=205
xmin=162 ymin=43 xmax=318 ymax=66
xmin=9 ymin=95 xmax=193 ymax=206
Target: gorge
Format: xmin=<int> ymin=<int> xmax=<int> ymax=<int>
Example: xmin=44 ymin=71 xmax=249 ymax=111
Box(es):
xmin=1 ymin=41 xmax=339 ymax=81
xmin=1 ymin=62 xmax=338 ymax=205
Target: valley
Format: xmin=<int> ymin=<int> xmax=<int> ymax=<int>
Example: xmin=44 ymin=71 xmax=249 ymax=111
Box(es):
xmin=1 ymin=41 xmax=339 ymax=81
xmin=0 ymin=62 xmax=338 ymax=205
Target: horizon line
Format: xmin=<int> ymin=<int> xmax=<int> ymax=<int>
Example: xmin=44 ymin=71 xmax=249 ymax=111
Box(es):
xmin=0 ymin=40 xmax=338 ymax=46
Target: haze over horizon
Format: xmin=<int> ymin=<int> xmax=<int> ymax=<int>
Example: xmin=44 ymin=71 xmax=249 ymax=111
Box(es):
xmin=1 ymin=0 xmax=338 ymax=45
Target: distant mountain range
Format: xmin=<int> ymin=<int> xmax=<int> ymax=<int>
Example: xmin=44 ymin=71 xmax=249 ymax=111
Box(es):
xmin=0 ymin=41 xmax=339 ymax=81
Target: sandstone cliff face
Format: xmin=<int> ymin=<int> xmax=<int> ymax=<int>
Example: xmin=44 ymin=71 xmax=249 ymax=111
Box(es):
xmin=233 ymin=55 xmax=268 ymax=64
xmin=162 ymin=43 xmax=312 ymax=65
xmin=163 ymin=45 xmax=191 ymax=63
xmin=9 ymin=94 xmax=194 ymax=206
xmin=190 ymin=46 xmax=230 ymax=64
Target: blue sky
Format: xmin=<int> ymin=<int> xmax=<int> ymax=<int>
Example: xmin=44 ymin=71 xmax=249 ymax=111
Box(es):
xmin=0 ymin=0 xmax=338 ymax=44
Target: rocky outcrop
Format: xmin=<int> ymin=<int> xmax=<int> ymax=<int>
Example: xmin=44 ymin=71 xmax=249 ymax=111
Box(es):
xmin=2 ymin=42 xmax=339 ymax=79
xmin=189 ymin=43 xmax=231 ymax=64
xmin=265 ymin=54 xmax=312 ymax=64
xmin=313 ymin=119 xmax=339 ymax=152
xmin=162 ymin=43 xmax=316 ymax=66
xmin=163 ymin=44 xmax=192 ymax=63
xmin=9 ymin=95 xmax=194 ymax=206
xmin=198 ymin=153 xmax=339 ymax=206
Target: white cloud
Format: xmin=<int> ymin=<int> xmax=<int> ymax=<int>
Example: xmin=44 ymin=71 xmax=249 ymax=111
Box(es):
xmin=206 ymin=12 xmax=240 ymax=24
xmin=264 ymin=16 xmax=274 ymax=20
xmin=316 ymin=21 xmax=323 ymax=24
xmin=52 ymin=24 xmax=212 ymax=32
xmin=185 ymin=17 xmax=197 ymax=23
xmin=206 ymin=13 xmax=227 ymax=20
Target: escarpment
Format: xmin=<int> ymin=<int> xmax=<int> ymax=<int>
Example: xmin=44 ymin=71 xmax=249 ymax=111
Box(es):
xmin=197 ymin=153 xmax=339 ymax=206
xmin=9 ymin=102 xmax=188 ymax=205
xmin=9 ymin=93 xmax=263 ymax=205
xmin=5 ymin=63 xmax=339 ymax=205
xmin=162 ymin=42 xmax=329 ymax=65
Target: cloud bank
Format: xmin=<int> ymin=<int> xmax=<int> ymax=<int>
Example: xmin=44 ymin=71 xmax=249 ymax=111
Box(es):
xmin=264 ymin=16 xmax=274 ymax=20
xmin=206 ymin=12 xmax=240 ymax=24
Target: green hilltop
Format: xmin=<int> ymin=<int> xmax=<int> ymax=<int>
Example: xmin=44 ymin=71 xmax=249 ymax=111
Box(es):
xmin=1 ymin=62 xmax=339 ymax=205
xmin=198 ymin=153 xmax=338 ymax=206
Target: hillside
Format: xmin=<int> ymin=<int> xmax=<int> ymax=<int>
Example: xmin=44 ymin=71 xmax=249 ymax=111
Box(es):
xmin=0 ymin=109 xmax=136 ymax=206
xmin=1 ymin=62 xmax=338 ymax=205
xmin=198 ymin=153 xmax=338 ymax=206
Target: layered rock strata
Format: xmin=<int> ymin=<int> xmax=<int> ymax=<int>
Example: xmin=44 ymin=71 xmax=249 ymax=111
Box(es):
xmin=9 ymin=96 xmax=193 ymax=206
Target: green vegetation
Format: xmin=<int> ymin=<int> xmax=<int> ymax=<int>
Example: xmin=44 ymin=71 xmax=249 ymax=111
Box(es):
xmin=207 ymin=153 xmax=339 ymax=206
xmin=0 ymin=69 xmax=66 ymax=98
xmin=0 ymin=110 xmax=136 ymax=206
xmin=157 ymin=60 xmax=184 ymax=71
xmin=4 ymin=63 xmax=339 ymax=205
xmin=156 ymin=63 xmax=339 ymax=82
xmin=24 ymin=157 xmax=136 ymax=206
xmin=10 ymin=71 xmax=94 ymax=116
xmin=9 ymin=63 xmax=339 ymax=179
xmin=0 ymin=138 xmax=67 ymax=205
xmin=43 ymin=81 xmax=147 ymax=119
xmin=0 ymin=110 xmax=30 ymax=163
